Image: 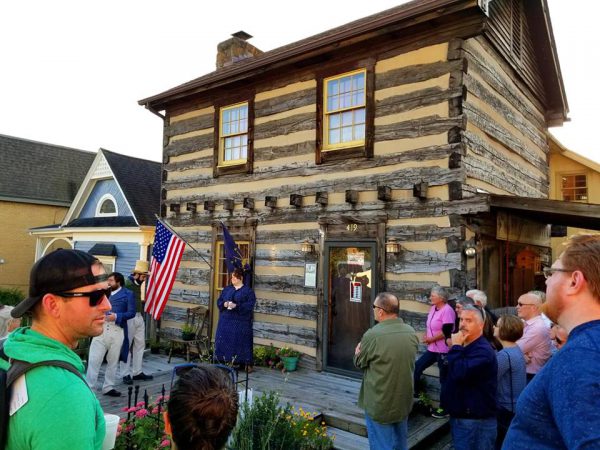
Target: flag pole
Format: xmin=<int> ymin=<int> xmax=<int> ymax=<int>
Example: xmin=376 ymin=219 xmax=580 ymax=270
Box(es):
xmin=154 ymin=214 xmax=213 ymax=270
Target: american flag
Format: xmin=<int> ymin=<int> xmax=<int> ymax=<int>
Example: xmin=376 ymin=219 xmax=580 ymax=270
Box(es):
xmin=145 ymin=220 xmax=185 ymax=320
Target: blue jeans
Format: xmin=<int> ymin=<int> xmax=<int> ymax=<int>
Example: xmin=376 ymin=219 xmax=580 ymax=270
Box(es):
xmin=451 ymin=417 xmax=497 ymax=450
xmin=365 ymin=412 xmax=408 ymax=450
xmin=414 ymin=350 xmax=448 ymax=407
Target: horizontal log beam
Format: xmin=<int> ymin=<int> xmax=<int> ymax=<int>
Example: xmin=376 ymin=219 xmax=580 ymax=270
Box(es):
xmin=376 ymin=86 xmax=463 ymax=118
xmin=386 ymin=250 xmax=462 ymax=273
xmin=255 ymin=88 xmax=316 ymax=118
xmin=376 ymin=59 xmax=463 ymax=91
xmin=254 ymin=112 xmax=316 ymax=141
xmin=253 ymin=321 xmax=316 ymax=348
xmin=255 ymin=299 xmax=318 ymax=320
xmin=167 ymin=113 xmax=213 ymax=138
xmin=375 ymin=115 xmax=466 ymax=141
xmin=254 ymin=274 xmax=317 ymax=295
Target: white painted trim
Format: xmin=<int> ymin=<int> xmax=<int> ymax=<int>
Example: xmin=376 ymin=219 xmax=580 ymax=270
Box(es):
xmin=40 ymin=237 xmax=74 ymax=260
xmin=95 ymin=193 xmax=118 ymax=217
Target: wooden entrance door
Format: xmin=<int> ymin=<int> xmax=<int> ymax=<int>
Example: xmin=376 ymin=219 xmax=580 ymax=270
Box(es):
xmin=324 ymin=242 xmax=375 ymax=374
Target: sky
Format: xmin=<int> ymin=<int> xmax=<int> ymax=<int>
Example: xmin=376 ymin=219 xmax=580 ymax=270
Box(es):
xmin=1 ymin=0 xmax=598 ymax=164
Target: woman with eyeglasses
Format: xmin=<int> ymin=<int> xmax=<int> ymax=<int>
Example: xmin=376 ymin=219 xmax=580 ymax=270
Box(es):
xmin=214 ymin=268 xmax=256 ymax=372
xmin=493 ymin=315 xmax=527 ymax=449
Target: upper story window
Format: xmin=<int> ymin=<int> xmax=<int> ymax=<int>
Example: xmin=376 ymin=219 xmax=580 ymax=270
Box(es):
xmin=219 ymin=102 xmax=249 ymax=166
xmin=96 ymin=194 xmax=118 ymax=217
xmin=561 ymin=174 xmax=588 ymax=202
xmin=323 ymin=69 xmax=366 ymax=150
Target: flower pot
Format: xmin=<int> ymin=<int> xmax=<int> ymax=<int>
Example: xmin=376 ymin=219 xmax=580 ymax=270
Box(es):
xmin=281 ymin=356 xmax=299 ymax=372
xmin=182 ymin=332 xmax=195 ymax=341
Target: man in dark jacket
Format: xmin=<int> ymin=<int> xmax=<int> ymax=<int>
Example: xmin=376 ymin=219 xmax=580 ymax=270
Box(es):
xmin=445 ymin=305 xmax=497 ymax=450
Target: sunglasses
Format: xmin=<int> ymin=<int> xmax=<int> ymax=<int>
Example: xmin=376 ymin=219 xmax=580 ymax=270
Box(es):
xmin=54 ymin=288 xmax=111 ymax=307
xmin=542 ymin=267 xmax=573 ymax=279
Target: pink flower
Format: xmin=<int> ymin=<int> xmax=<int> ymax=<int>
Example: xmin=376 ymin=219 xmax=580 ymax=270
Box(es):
xmin=160 ymin=439 xmax=171 ymax=447
xmin=136 ymin=401 xmax=146 ymax=407
xmin=127 ymin=407 xmax=138 ymax=413
xmin=126 ymin=424 xmax=135 ymax=432
xmin=135 ymin=408 xmax=149 ymax=418
xmin=121 ymin=406 xmax=129 ymax=412
xmin=152 ymin=407 xmax=159 ymax=414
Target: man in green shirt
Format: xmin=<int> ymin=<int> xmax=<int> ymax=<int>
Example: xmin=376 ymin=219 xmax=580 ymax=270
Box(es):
xmin=3 ymin=249 xmax=109 ymax=449
xmin=354 ymin=292 xmax=419 ymax=450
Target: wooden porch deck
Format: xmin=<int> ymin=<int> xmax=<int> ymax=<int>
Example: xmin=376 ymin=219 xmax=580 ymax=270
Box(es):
xmin=97 ymin=352 xmax=448 ymax=450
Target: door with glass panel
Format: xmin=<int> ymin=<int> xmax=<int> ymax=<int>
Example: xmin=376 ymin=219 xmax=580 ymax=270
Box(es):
xmin=324 ymin=242 xmax=375 ymax=374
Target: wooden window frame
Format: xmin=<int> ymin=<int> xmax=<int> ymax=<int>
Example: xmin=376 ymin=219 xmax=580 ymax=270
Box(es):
xmin=316 ymin=60 xmax=375 ymax=164
xmin=213 ymin=97 xmax=254 ymax=177
xmin=559 ymin=173 xmax=588 ymax=203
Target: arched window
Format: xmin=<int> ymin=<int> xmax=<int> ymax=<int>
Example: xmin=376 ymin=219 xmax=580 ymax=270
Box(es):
xmin=96 ymin=194 xmax=118 ymax=217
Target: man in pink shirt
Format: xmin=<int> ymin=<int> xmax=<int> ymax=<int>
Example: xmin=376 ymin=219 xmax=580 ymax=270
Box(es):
xmin=516 ymin=291 xmax=552 ymax=381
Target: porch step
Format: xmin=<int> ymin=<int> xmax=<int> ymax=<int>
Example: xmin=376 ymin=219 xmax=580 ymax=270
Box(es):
xmin=323 ymin=408 xmax=449 ymax=450
xmin=330 ymin=427 xmax=369 ymax=450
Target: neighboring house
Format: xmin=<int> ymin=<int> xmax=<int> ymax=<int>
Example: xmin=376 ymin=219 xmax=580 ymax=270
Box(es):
xmin=30 ymin=149 xmax=161 ymax=276
xmin=138 ymin=0 xmax=599 ymax=373
xmin=548 ymin=133 xmax=600 ymax=259
xmin=0 ymin=134 xmax=94 ymax=294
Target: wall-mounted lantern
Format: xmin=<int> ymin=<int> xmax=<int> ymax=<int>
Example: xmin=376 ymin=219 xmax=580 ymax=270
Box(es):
xmin=385 ymin=237 xmax=401 ymax=255
xmin=301 ymin=238 xmax=316 ymax=254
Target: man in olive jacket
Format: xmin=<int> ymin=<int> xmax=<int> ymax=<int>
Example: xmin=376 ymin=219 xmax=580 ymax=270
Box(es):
xmin=354 ymin=292 xmax=419 ymax=450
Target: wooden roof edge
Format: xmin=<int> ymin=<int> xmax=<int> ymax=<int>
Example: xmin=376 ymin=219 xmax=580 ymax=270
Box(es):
xmin=547 ymin=132 xmax=600 ymax=173
xmin=540 ymin=0 xmax=569 ymax=120
xmin=489 ymin=195 xmax=600 ymax=218
xmin=138 ymin=0 xmax=479 ymax=109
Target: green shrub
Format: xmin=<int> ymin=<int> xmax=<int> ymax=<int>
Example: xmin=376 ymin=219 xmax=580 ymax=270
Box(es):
xmin=0 ymin=287 xmax=24 ymax=306
xmin=230 ymin=392 xmax=334 ymax=450
xmin=253 ymin=344 xmax=280 ymax=368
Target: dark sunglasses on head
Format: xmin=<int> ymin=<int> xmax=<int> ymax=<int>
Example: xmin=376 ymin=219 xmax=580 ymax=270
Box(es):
xmin=54 ymin=288 xmax=111 ymax=307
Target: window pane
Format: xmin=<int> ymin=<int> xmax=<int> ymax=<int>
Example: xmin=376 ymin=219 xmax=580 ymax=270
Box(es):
xmin=240 ymin=119 xmax=248 ymax=132
xmin=355 ymin=108 xmax=366 ymax=124
xmin=241 ymin=145 xmax=247 ymax=159
xmin=342 ymin=110 xmax=353 ymax=126
xmin=231 ymin=109 xmax=239 ymax=121
xmin=342 ymin=126 xmax=353 ymax=142
xmin=329 ymin=129 xmax=340 ymax=145
xmin=354 ymin=124 xmax=365 ymax=140
xmin=241 ymin=135 xmax=248 ymax=146
xmin=225 ymin=148 xmax=232 ymax=161
xmin=240 ymin=106 xmax=248 ymax=119
xmin=222 ymin=122 xmax=230 ymax=135
xmin=329 ymin=79 xmax=339 ymax=95
xmin=223 ymin=110 xmax=230 ymax=123
xmin=330 ymin=113 xmax=340 ymax=129
xmin=100 ymin=199 xmax=116 ymax=214
xmin=232 ymin=148 xmax=240 ymax=161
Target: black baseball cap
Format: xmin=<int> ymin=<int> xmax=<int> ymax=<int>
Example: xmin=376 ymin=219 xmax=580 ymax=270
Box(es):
xmin=11 ymin=249 xmax=108 ymax=318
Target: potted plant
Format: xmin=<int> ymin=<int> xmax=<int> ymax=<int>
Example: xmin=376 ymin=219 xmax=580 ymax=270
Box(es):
xmin=276 ymin=347 xmax=301 ymax=372
xmin=149 ymin=339 xmax=161 ymax=354
xmin=181 ymin=324 xmax=195 ymax=341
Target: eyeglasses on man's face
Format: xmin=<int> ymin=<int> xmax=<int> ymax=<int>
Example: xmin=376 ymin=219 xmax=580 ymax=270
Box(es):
xmin=517 ymin=302 xmax=536 ymax=308
xmin=542 ymin=267 xmax=573 ymax=279
xmin=372 ymin=304 xmax=388 ymax=313
xmin=54 ymin=288 xmax=111 ymax=307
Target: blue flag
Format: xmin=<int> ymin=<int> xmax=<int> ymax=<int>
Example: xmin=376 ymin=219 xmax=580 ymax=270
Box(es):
xmin=221 ymin=222 xmax=252 ymax=285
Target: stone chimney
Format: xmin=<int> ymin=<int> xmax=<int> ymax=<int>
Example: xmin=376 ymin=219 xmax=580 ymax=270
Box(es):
xmin=216 ymin=31 xmax=263 ymax=69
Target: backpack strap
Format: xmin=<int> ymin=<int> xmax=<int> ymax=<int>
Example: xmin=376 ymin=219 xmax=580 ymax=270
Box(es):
xmin=6 ymin=359 xmax=87 ymax=386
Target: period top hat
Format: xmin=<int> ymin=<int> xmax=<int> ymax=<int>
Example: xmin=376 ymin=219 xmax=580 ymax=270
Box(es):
xmin=133 ymin=260 xmax=150 ymax=275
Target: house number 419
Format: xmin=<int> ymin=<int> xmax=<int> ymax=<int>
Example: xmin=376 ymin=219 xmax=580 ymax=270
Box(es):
xmin=346 ymin=223 xmax=358 ymax=232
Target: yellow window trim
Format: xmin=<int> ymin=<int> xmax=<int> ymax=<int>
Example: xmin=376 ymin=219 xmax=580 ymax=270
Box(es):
xmin=322 ymin=68 xmax=367 ymax=151
xmin=219 ymin=102 xmax=249 ymax=166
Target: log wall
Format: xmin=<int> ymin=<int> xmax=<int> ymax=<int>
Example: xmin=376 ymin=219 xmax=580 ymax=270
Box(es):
xmin=158 ymin=35 xmax=539 ymax=359
xmin=459 ymin=36 xmax=549 ymax=198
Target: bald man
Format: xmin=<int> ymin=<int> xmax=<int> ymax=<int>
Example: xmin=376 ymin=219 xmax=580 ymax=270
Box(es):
xmin=515 ymin=291 xmax=552 ymax=381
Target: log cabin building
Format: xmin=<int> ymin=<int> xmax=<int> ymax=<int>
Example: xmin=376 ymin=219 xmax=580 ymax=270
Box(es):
xmin=139 ymin=0 xmax=599 ymax=374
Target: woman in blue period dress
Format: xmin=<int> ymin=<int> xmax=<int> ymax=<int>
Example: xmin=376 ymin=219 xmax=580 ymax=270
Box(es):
xmin=215 ymin=268 xmax=256 ymax=368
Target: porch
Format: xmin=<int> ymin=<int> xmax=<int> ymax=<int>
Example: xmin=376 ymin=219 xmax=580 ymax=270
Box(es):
xmin=97 ymin=352 xmax=449 ymax=450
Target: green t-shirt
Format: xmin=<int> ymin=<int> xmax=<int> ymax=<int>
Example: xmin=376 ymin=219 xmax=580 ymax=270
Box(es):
xmin=4 ymin=328 xmax=106 ymax=450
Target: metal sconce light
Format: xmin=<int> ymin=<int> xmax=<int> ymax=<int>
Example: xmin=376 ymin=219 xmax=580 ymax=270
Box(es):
xmin=464 ymin=247 xmax=477 ymax=258
xmin=385 ymin=237 xmax=401 ymax=255
xmin=301 ymin=239 xmax=315 ymax=254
